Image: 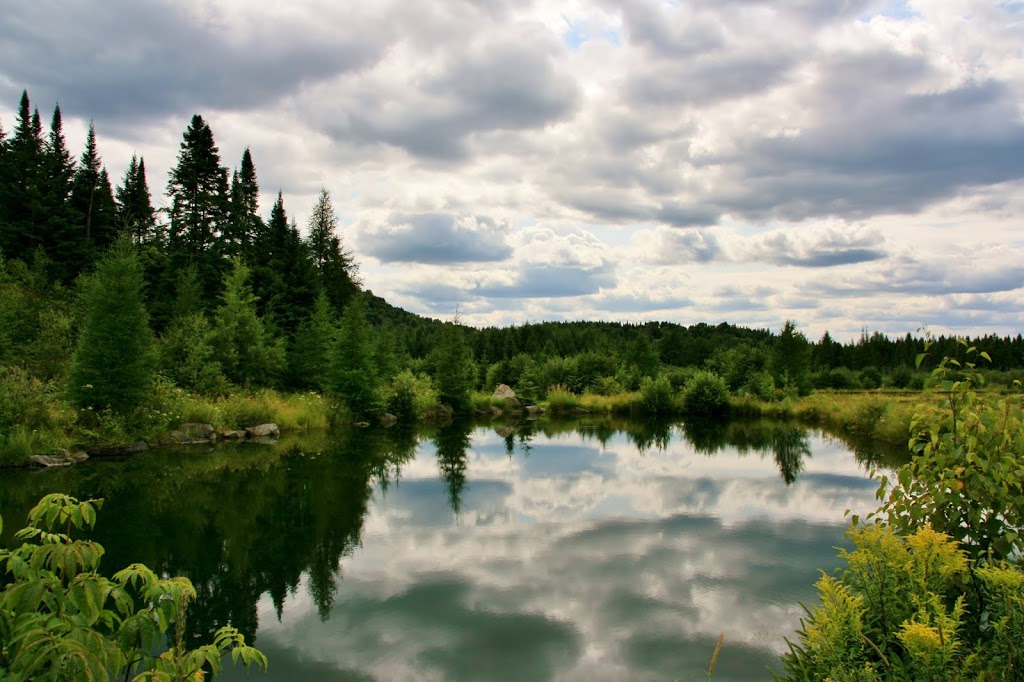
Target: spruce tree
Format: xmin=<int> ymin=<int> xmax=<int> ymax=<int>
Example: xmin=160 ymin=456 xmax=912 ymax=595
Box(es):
xmin=115 ymin=155 xmax=157 ymax=245
xmin=251 ymin=193 xmax=316 ymax=333
xmin=1 ymin=92 xmax=46 ymax=259
xmin=306 ymin=188 xmax=359 ymax=310
xmin=430 ymin=316 xmax=475 ymax=414
xmin=41 ymin=105 xmax=79 ymax=281
xmin=326 ymin=294 xmax=379 ymax=419
xmin=69 ymin=124 xmax=118 ymax=264
xmin=68 ymin=238 xmax=156 ymax=413
xmin=289 ymin=290 xmax=337 ymax=390
xmin=159 ymin=267 xmax=227 ymax=395
xmin=226 ymin=148 xmax=260 ymax=258
xmin=166 ymin=114 xmax=230 ymax=297
xmin=211 ymin=257 xmax=285 ymax=388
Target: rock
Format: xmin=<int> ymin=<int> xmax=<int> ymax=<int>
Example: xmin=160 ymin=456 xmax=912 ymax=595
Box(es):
xmin=245 ymin=423 xmax=280 ymax=439
xmin=353 ymin=421 xmax=370 ymax=428
xmin=490 ymin=406 xmax=503 ymax=417
xmin=379 ymin=413 xmax=398 ymax=427
xmin=87 ymin=441 xmax=148 ymax=457
xmin=219 ymin=430 xmax=247 ymax=440
xmin=493 ymin=425 xmax=517 ymax=438
xmin=31 ymin=452 xmax=89 ymax=468
xmin=169 ymin=423 xmax=216 ymax=444
xmin=526 ymin=405 xmax=545 ymax=415
xmin=492 ymin=384 xmax=517 ymax=400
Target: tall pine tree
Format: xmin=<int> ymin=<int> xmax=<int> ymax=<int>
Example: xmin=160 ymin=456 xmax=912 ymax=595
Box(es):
xmin=68 ymin=237 xmax=156 ymax=413
xmin=41 ymin=105 xmax=79 ymax=281
xmin=166 ymin=114 xmax=230 ymax=298
xmin=306 ymin=188 xmax=359 ymax=310
xmin=226 ymin=148 xmax=261 ymax=258
xmin=69 ymin=123 xmax=118 ymax=264
xmin=0 ymin=91 xmax=46 ymax=259
xmin=115 ymin=155 xmax=157 ymax=246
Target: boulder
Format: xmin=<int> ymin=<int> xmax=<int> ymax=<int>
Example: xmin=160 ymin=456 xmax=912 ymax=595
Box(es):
xmin=525 ymin=405 xmax=545 ymax=415
xmin=245 ymin=423 xmax=280 ymax=439
xmin=492 ymin=384 xmax=517 ymax=400
xmin=30 ymin=450 xmax=89 ymax=468
xmin=219 ymin=430 xmax=247 ymax=440
xmin=169 ymin=423 xmax=216 ymax=444
xmin=379 ymin=413 xmax=398 ymax=427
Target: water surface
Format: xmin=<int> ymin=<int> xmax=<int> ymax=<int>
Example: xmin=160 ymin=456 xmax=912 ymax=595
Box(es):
xmin=0 ymin=418 xmax=900 ymax=681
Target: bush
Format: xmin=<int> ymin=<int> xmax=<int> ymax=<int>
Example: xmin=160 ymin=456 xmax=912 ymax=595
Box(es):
xmin=682 ymin=371 xmax=730 ymax=417
xmin=812 ymin=367 xmax=859 ymax=390
xmin=544 ymin=384 xmax=580 ymax=415
xmin=640 ymin=376 xmax=675 ymax=415
xmin=0 ymin=494 xmax=267 ymax=680
xmin=780 ymin=525 xmax=1023 ymax=680
xmin=884 ymin=365 xmax=915 ymax=389
xmin=858 ymin=366 xmax=883 ymax=390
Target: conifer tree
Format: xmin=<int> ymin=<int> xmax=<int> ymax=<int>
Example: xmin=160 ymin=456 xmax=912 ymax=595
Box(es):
xmin=0 ymin=92 xmax=46 ymax=258
xmin=289 ymin=290 xmax=337 ymax=390
xmin=69 ymin=123 xmax=118 ymax=264
xmin=211 ymin=257 xmax=285 ymax=387
xmin=68 ymin=238 xmax=156 ymax=413
xmin=159 ymin=267 xmax=227 ymax=394
xmin=251 ymin=193 xmax=316 ymax=333
xmin=431 ymin=315 xmax=475 ymax=414
xmin=116 ymin=155 xmax=157 ymax=245
xmin=226 ymin=148 xmax=261 ymax=258
xmin=166 ymin=114 xmax=230 ymax=297
xmin=326 ymin=294 xmax=379 ymax=419
xmin=41 ymin=105 xmax=79 ymax=280
xmin=306 ymin=188 xmax=359 ymax=310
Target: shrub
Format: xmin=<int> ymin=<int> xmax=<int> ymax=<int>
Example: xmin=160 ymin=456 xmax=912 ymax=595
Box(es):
xmin=544 ymin=384 xmax=580 ymax=415
xmin=640 ymin=375 xmax=675 ymax=415
xmin=682 ymin=371 xmax=730 ymax=417
xmin=0 ymin=494 xmax=267 ymax=680
xmin=780 ymin=524 xmax=1022 ymax=680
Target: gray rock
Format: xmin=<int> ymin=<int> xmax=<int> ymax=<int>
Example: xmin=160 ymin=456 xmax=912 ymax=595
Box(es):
xmin=245 ymin=423 xmax=280 ymax=438
xmin=492 ymin=384 xmax=517 ymax=400
xmin=170 ymin=423 xmax=216 ymax=443
xmin=31 ymin=454 xmax=73 ymax=468
xmin=379 ymin=413 xmax=398 ymax=427
xmin=219 ymin=430 xmax=247 ymax=440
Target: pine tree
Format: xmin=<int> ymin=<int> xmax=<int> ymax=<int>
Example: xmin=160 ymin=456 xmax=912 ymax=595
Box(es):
xmin=211 ymin=257 xmax=285 ymax=387
xmin=289 ymin=291 xmax=337 ymax=390
xmin=226 ymin=148 xmax=260 ymax=258
xmin=116 ymin=155 xmax=157 ymax=245
xmin=166 ymin=114 xmax=230 ymax=297
xmin=770 ymin=320 xmax=811 ymax=395
xmin=251 ymin=193 xmax=316 ymax=333
xmin=68 ymin=123 xmax=118 ymax=266
xmin=41 ymin=105 xmax=79 ymax=281
xmin=326 ymin=294 xmax=379 ymax=419
xmin=431 ymin=315 xmax=475 ymax=414
xmin=68 ymin=238 xmax=156 ymax=413
xmin=0 ymin=92 xmax=47 ymax=259
xmin=159 ymin=267 xmax=228 ymax=395
xmin=306 ymin=188 xmax=359 ymax=310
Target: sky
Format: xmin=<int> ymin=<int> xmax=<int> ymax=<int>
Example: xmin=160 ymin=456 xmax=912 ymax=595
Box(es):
xmin=2 ymin=0 xmax=1024 ymax=341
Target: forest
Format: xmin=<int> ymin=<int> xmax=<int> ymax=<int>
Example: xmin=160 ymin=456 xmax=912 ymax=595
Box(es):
xmin=3 ymin=88 xmax=1024 ymax=460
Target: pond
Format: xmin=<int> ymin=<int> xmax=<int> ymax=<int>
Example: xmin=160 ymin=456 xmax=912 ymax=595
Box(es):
xmin=0 ymin=417 xmax=905 ymax=681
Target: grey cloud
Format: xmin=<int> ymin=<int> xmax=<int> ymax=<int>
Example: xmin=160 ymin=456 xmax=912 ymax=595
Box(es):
xmin=652 ymin=229 xmax=722 ymax=264
xmin=0 ymin=0 xmax=386 ymax=121
xmin=595 ymin=294 xmax=695 ymax=313
xmin=718 ymin=54 xmax=1024 ymax=220
xmin=625 ymin=53 xmax=797 ymax=107
xmin=342 ymin=33 xmax=580 ymax=161
xmin=475 ymin=264 xmax=617 ymax=299
xmin=811 ymin=256 xmax=1024 ymax=297
xmin=359 ymin=213 xmax=512 ymax=264
xmin=748 ymin=229 xmax=888 ymax=267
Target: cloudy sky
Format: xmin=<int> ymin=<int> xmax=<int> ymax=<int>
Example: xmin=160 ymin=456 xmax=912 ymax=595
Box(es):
xmin=3 ymin=0 xmax=1024 ymax=340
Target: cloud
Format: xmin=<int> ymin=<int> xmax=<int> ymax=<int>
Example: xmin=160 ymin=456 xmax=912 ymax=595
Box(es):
xmin=357 ymin=213 xmax=512 ymax=264
xmin=0 ymin=0 xmax=389 ymax=121
xmin=743 ymin=226 xmax=888 ymax=267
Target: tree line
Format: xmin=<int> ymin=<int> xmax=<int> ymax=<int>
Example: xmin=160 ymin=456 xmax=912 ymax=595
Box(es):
xmin=3 ymin=88 xmax=1024 ymax=448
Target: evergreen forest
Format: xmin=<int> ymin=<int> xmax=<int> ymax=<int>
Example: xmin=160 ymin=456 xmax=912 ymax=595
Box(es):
xmin=3 ymin=89 xmax=1024 ymax=460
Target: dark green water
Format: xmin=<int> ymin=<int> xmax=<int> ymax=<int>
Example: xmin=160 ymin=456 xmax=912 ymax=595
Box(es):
xmin=0 ymin=418 xmax=903 ymax=681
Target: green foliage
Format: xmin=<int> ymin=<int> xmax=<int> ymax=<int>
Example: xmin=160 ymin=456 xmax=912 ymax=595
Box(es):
xmin=0 ymin=493 xmax=267 ymax=681
xmin=771 ymin=320 xmax=811 ymax=396
xmin=211 ymin=257 xmax=286 ymax=388
xmin=159 ymin=312 xmax=229 ymax=395
xmin=872 ymin=339 xmax=1024 ymax=563
xmin=68 ymin=239 xmax=156 ymax=414
xmin=639 ymin=375 xmax=675 ymax=415
xmin=327 ymin=294 xmax=380 ymax=419
xmin=779 ymin=525 xmax=1022 ymax=681
xmin=430 ymin=319 xmax=476 ymax=414
xmin=544 ymin=385 xmax=581 ymax=415
xmin=682 ymin=371 xmax=730 ymax=417
xmin=289 ymin=290 xmax=337 ymax=390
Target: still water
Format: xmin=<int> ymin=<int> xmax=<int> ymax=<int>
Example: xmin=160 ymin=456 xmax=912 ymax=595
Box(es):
xmin=0 ymin=418 xmax=902 ymax=681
